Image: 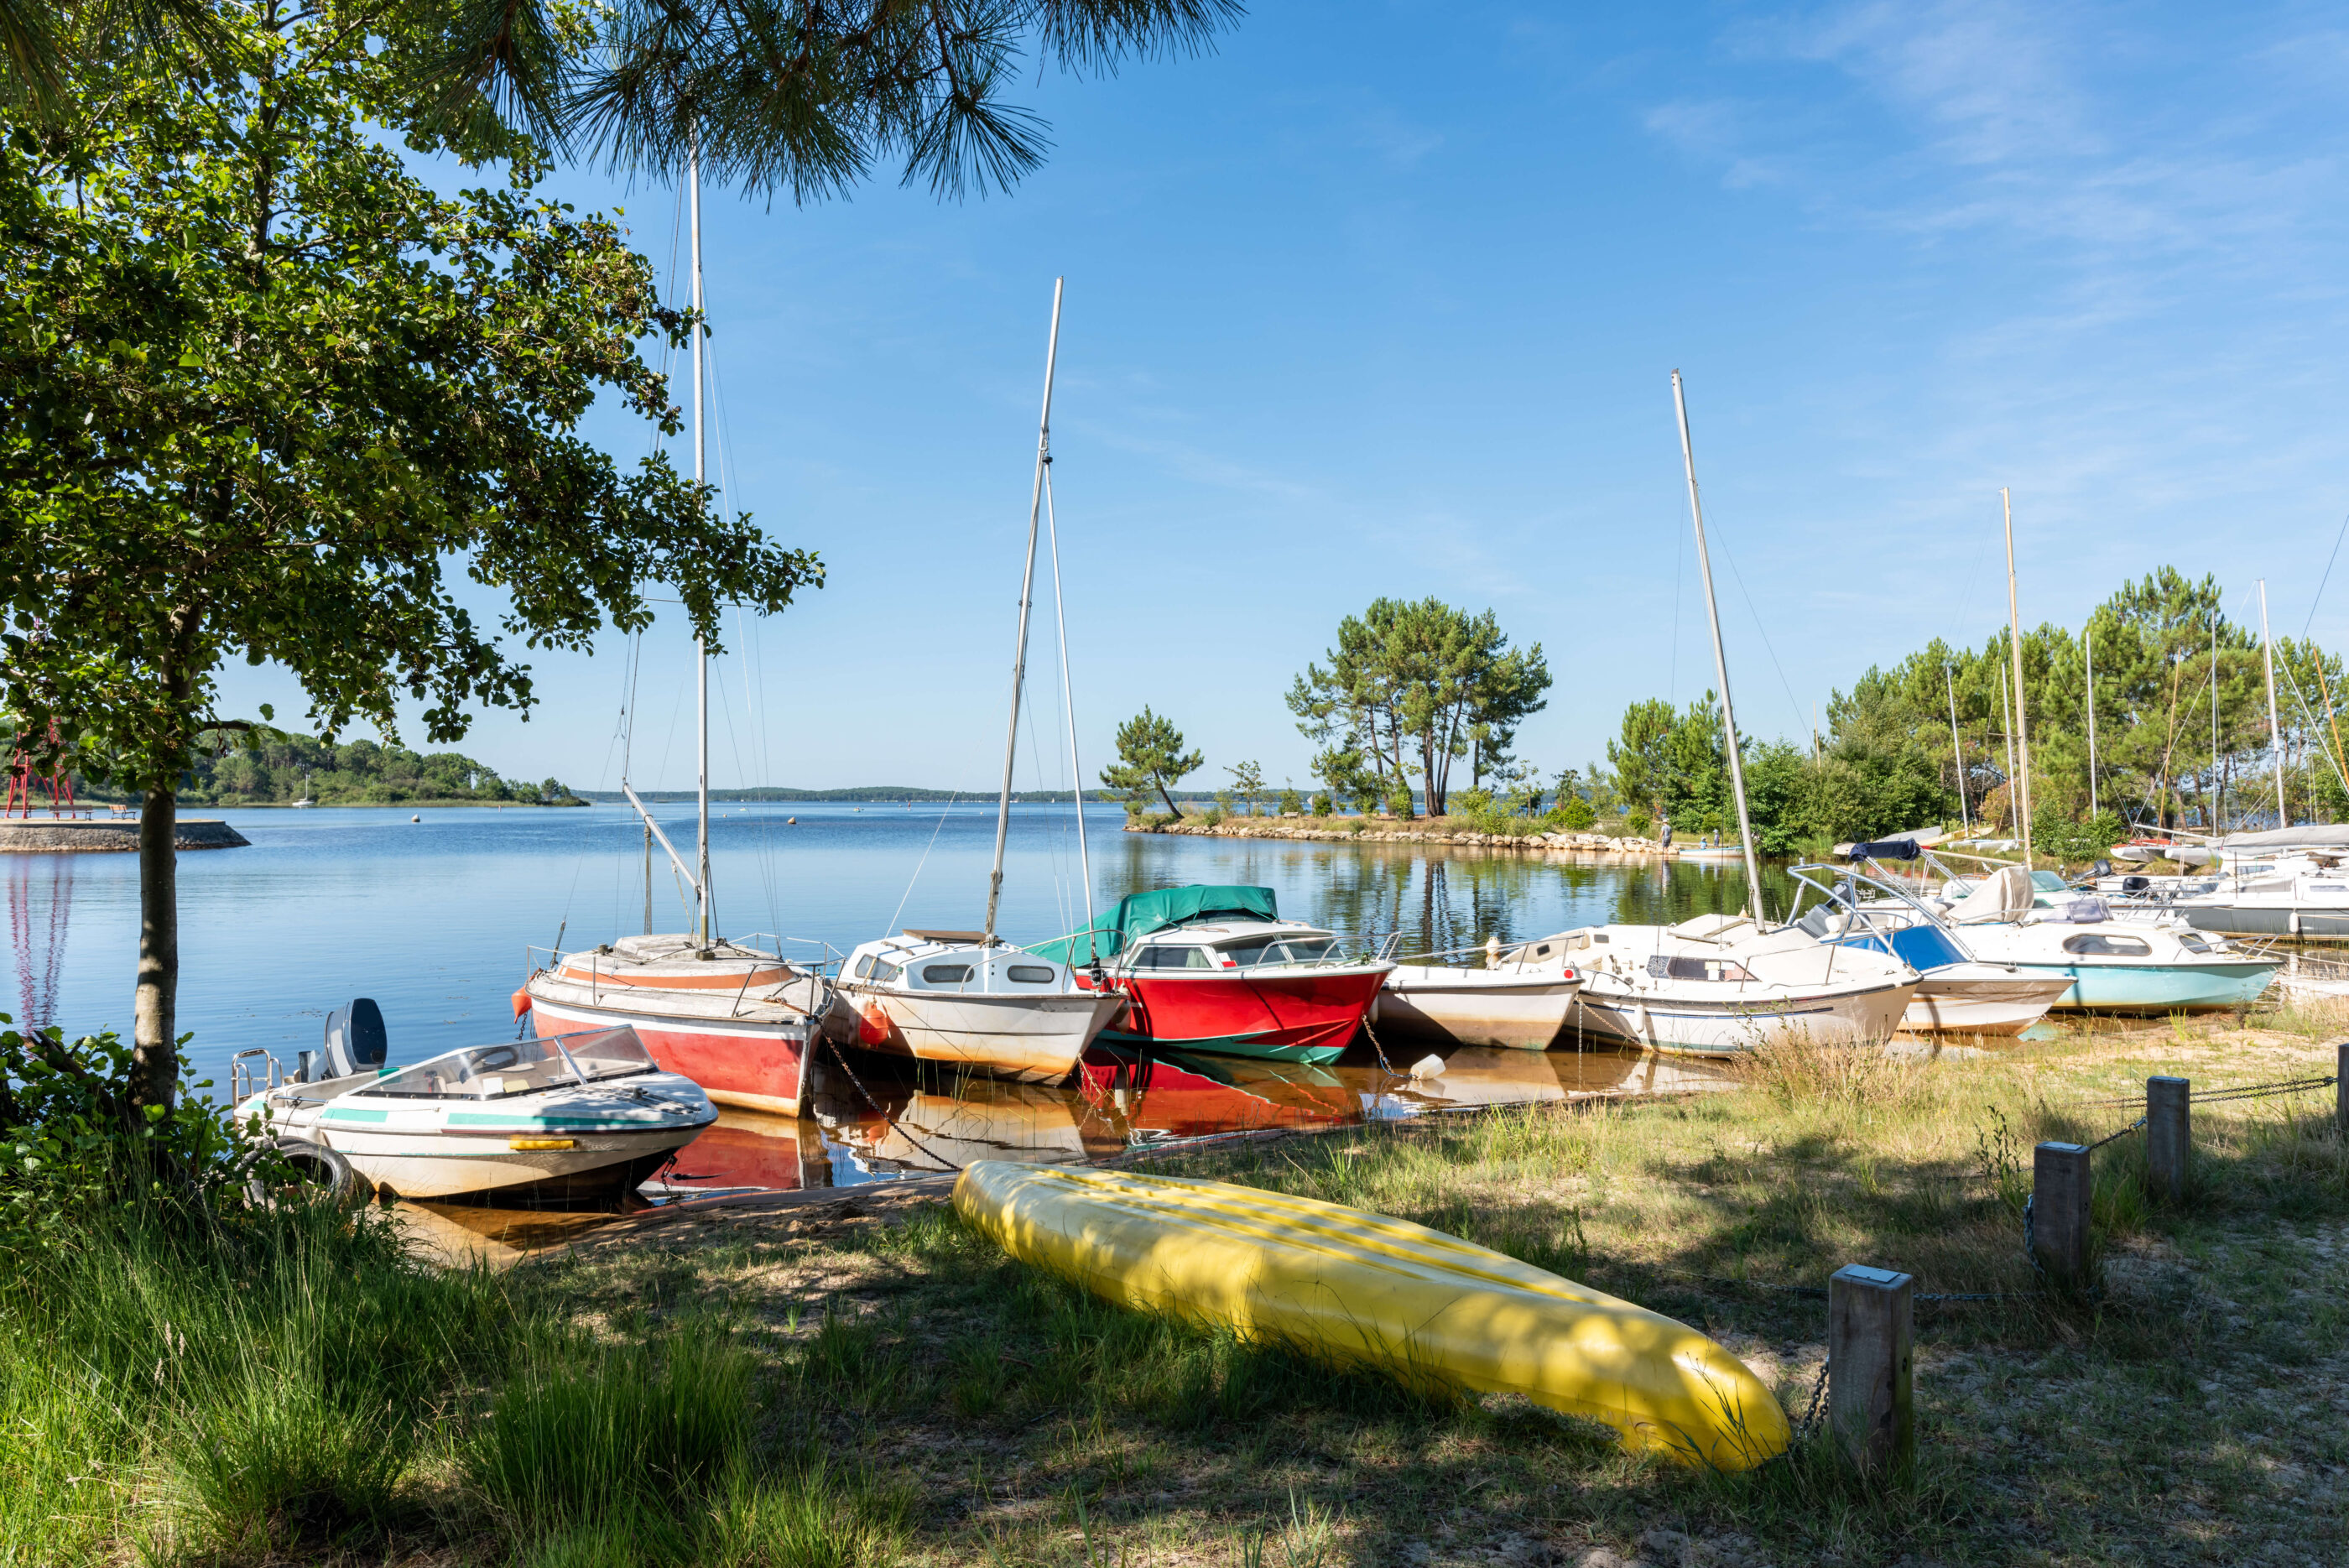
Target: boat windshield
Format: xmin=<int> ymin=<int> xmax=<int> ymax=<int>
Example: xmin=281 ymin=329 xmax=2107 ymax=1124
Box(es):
xmin=360 ymin=1027 xmax=655 ymax=1099
xmin=1214 ymin=935 xmax=1337 ymax=967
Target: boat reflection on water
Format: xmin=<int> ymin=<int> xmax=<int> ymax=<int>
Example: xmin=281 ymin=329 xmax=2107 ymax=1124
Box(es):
xmin=648 ymin=1040 xmax=1732 ymax=1192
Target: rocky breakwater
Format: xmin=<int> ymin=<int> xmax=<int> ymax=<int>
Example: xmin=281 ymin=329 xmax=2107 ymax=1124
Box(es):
xmin=0 ymin=818 xmax=250 ymax=852
xmin=1124 ymin=818 xmax=1669 ymax=859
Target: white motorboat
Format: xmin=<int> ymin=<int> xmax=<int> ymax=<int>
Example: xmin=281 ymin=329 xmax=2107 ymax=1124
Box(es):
xmin=1790 ymin=863 xmax=2071 ymax=1035
xmin=1854 ymin=862 xmax=2277 ymax=1012
xmin=234 ymin=1016 xmax=714 ymax=1203
xmin=1372 ymin=949 xmax=1586 ymax=1050
xmin=1503 ymin=914 xmax=1916 ymax=1056
xmin=2163 ymin=827 xmax=2349 ymax=939
xmin=833 ymin=931 xmax=1127 ymax=1083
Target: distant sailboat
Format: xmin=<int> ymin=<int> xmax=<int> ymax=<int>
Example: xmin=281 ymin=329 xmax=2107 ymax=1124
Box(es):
xmin=290 ymin=772 xmax=314 ymax=808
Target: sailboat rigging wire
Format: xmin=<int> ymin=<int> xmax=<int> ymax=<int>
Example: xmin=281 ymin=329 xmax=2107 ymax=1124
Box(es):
xmin=2305 ymin=512 xmax=2349 ymax=642
xmin=1701 ymin=513 xmax=1809 ymax=737
xmin=1666 ymin=489 xmax=1685 ymax=706
xmin=885 ymin=794 xmax=962 ymax=938
xmin=1044 ymin=462 xmax=1094 ymax=930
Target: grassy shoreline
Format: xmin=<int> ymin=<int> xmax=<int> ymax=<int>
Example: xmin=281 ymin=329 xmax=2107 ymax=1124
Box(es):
xmin=8 ymin=1008 xmax=2346 ymax=1565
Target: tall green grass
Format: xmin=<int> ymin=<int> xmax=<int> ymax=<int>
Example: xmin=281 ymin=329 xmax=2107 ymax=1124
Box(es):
xmin=0 ymin=1186 xmax=914 ymax=1566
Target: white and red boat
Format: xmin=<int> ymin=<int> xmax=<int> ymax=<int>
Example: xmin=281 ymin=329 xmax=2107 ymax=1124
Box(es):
xmin=1042 ymin=886 xmax=1391 ymax=1065
xmin=519 ymin=934 xmax=830 ymax=1116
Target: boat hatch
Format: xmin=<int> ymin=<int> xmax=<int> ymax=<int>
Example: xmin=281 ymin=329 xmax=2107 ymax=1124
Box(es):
xmin=1647 ymin=956 xmax=1755 ymax=982
xmin=2061 ymin=933 xmax=2152 ymax=957
xmin=359 ymin=1027 xmax=657 ymax=1099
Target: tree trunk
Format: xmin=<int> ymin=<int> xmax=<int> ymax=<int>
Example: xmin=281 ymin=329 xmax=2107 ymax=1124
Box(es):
xmin=130 ymin=782 xmax=178 ymax=1108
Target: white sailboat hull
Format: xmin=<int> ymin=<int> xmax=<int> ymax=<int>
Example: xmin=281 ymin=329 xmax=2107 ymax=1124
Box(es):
xmin=1572 ymin=977 xmax=1914 ymax=1056
xmin=1902 ymin=967 xmax=2071 ymax=1034
xmin=1372 ymin=967 xmax=1585 ymax=1050
xmin=837 ymin=982 xmax=1127 ymax=1083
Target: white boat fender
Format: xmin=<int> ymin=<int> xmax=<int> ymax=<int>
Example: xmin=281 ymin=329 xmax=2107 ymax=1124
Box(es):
xmin=1407 ymin=1053 xmax=1446 ymax=1080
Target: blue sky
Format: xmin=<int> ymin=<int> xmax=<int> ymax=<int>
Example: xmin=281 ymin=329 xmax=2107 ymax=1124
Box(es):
xmin=221 ymin=2 xmax=2349 ymax=797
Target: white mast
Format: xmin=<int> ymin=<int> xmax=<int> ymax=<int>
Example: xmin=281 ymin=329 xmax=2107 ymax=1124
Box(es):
xmin=2210 ymin=615 xmax=2220 ymax=831
xmin=690 ymin=133 xmax=711 ymax=945
xmin=1043 ymin=461 xmax=1093 ymax=933
xmin=1999 ymin=660 xmax=2018 ymax=828
xmin=1945 ymin=662 xmax=1969 ymax=832
xmin=2260 ymin=578 xmax=2285 ymax=827
xmin=2003 ymin=488 xmax=2034 ymax=867
xmin=1669 ymin=371 xmax=1765 ymax=925
xmin=983 ymin=278 xmax=1065 ymax=949
xmin=2085 ymin=622 xmax=2099 ymax=820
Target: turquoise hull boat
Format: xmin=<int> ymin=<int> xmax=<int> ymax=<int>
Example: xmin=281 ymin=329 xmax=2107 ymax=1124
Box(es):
xmin=2022 ymin=961 xmax=2276 ymax=1011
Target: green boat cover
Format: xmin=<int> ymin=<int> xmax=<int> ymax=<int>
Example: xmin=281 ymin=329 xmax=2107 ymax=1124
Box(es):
xmin=1028 ymin=884 xmax=1279 ymax=966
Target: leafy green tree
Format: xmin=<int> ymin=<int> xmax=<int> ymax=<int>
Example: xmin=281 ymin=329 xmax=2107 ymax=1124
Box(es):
xmin=1606 ymin=700 xmax=1675 ymax=815
xmin=1226 ymin=758 xmax=1263 ymax=816
xmin=1287 ymin=596 xmax=1548 ymax=818
xmin=1277 ymin=781 xmax=1302 ymax=815
xmin=0 ymin=6 xmax=818 ymax=1107
xmin=1098 ymin=706 xmax=1201 ymax=816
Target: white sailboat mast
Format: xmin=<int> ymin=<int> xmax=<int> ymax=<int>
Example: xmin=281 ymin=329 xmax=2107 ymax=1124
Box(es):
xmin=2260 ymin=578 xmax=2285 ymax=827
xmin=1945 ymin=663 xmax=1970 ymax=832
xmin=2003 ymin=488 xmax=2034 ymax=867
xmin=2085 ymin=623 xmax=2098 ymax=820
xmin=1669 ymin=371 xmax=1766 ymax=926
xmin=690 ymin=134 xmax=711 ymax=946
xmin=1043 ymin=463 xmax=1093 ymax=932
xmin=983 ymin=279 xmax=1065 ymax=948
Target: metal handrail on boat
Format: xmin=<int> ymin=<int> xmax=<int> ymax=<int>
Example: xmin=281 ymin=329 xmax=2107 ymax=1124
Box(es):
xmin=230 ymin=1047 xmax=283 ymax=1103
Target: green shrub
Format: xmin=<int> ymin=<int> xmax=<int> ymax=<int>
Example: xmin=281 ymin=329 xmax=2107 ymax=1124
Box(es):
xmin=1556 ymin=794 xmax=1595 ymax=831
xmin=1278 ymin=787 xmax=1303 ymax=815
xmin=1622 ymin=810 xmax=1651 ymax=838
xmin=1386 ymin=787 xmax=1414 ymax=819
xmin=1310 ymin=792 xmax=1334 ymax=817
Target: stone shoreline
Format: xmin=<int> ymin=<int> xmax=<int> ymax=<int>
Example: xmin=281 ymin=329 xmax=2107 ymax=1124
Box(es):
xmin=0 ymin=819 xmax=250 ymax=852
xmin=1123 ymin=818 xmax=1680 ymax=858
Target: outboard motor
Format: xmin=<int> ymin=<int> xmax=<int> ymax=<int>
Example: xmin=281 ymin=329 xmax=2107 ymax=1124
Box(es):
xmin=320 ymin=999 xmax=388 ymax=1079
xmin=2121 ymin=875 xmax=2151 ymax=896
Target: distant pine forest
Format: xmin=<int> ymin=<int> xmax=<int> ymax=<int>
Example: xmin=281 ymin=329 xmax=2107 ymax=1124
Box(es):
xmin=77 ymin=737 xmax=583 ymax=807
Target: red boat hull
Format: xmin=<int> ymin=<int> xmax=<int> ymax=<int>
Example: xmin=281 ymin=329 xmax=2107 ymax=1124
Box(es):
xmin=1085 ymin=967 xmax=1386 ymax=1063
xmin=526 ymin=992 xmax=814 ymax=1117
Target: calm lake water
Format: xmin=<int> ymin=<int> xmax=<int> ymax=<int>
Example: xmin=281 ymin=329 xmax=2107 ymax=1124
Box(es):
xmin=7 ymin=803 xmax=1789 ymax=1194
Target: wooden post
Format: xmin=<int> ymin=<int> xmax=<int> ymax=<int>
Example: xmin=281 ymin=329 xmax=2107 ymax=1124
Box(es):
xmin=2146 ymin=1077 xmax=2190 ymax=1203
xmin=2338 ymin=1044 xmax=2348 ymax=1139
xmin=2032 ymin=1142 xmax=2091 ymax=1284
xmin=1828 ymin=1265 xmax=1915 ymax=1474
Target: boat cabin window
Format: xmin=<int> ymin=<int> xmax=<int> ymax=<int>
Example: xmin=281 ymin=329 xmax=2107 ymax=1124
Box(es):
xmin=2030 ymin=871 xmax=2070 ymax=892
xmin=2176 ymin=931 xmax=2211 ymax=952
xmin=852 ymin=954 xmax=876 ymax=979
xmin=1213 ymin=935 xmax=1336 ymax=967
xmin=361 ymin=1028 xmax=654 ymax=1098
xmin=1133 ymin=945 xmax=1213 ymax=970
xmin=1006 ymin=965 xmax=1058 ymax=984
xmin=922 ymin=964 xmax=975 ymax=985
xmin=1648 ymin=955 xmax=1754 ymax=982
xmin=872 ymin=961 xmax=903 ymax=984
xmin=2061 ymin=933 xmax=2152 ymax=957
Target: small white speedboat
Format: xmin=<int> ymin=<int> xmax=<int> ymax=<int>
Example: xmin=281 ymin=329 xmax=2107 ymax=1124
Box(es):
xmin=1372 ymin=951 xmax=1586 ymax=1050
xmin=235 ymin=1022 xmax=715 ymax=1203
xmin=1503 ymin=915 xmax=1917 ymax=1056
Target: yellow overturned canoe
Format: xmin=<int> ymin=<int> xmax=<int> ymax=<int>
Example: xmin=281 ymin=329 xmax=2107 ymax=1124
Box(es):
xmin=953 ymin=1160 xmax=1789 ymax=1471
